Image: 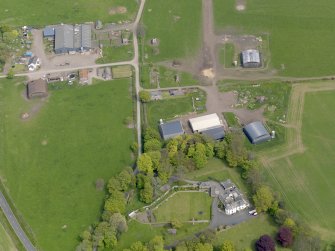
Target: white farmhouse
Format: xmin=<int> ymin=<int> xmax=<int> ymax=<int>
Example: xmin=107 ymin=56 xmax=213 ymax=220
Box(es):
xmin=28 ymin=56 xmax=41 ymax=71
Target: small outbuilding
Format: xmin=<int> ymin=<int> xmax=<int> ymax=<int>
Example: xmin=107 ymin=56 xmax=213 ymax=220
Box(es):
xmin=95 ymin=20 xmax=103 ymax=30
xmin=189 ymin=113 xmax=222 ymax=133
xmin=241 ymin=49 xmax=261 ymax=68
xmin=43 ymin=26 xmax=55 ymax=38
xmin=27 ymin=79 xmax=48 ymax=99
xmin=79 ymin=69 xmax=89 ymax=84
xmin=243 ymin=121 xmax=271 ymax=144
xmin=159 ymin=120 xmax=184 ymax=140
xmin=201 ymin=126 xmax=225 ymax=141
xmin=28 ymin=56 xmax=41 ymax=71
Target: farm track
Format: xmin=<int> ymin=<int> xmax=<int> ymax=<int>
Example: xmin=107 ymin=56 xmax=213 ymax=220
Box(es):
xmin=260 ymin=81 xmax=335 ymax=234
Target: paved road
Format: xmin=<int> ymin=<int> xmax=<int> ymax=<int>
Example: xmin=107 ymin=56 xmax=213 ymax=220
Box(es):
xmin=0 ymin=192 xmax=36 ymax=251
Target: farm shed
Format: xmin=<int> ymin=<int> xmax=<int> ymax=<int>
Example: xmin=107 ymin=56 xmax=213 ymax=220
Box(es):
xmin=79 ymin=69 xmax=89 ymax=84
xmin=189 ymin=113 xmax=222 ymax=133
xmin=241 ymin=49 xmax=261 ymax=68
xmin=27 ymin=79 xmax=48 ymax=99
xmin=201 ymin=126 xmax=225 ymax=140
xmin=43 ymin=26 xmax=55 ymax=38
xmin=54 ymin=24 xmax=92 ymax=54
xmin=243 ymin=121 xmax=271 ymax=144
xmin=159 ymin=120 xmax=184 ymax=140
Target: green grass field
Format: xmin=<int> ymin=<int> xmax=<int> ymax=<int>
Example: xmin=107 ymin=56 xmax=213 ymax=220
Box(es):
xmin=215 ymin=215 xmax=288 ymax=251
xmin=265 ymin=90 xmax=335 ymax=240
xmin=0 ymin=223 xmax=17 ymax=251
xmin=213 ymin=0 xmax=335 ymax=77
xmin=141 ymin=0 xmax=202 ymax=62
xmin=1 ymin=0 xmax=138 ymax=26
xmin=153 ymin=192 xmax=212 ymax=222
xmin=96 ymin=44 xmax=134 ymax=64
xmin=0 ymin=78 xmax=135 ymax=250
xmin=222 ymin=43 xmax=235 ymax=68
xmin=144 ymin=89 xmax=206 ymax=129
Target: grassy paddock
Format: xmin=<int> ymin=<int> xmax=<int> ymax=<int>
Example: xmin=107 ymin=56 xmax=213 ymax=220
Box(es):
xmin=0 ymin=218 xmax=19 ymax=251
xmin=0 ymin=78 xmax=135 ymax=250
xmin=153 ymin=192 xmax=212 ymax=222
xmin=141 ymin=0 xmax=202 ymax=62
xmin=215 ymin=215 xmax=287 ymax=251
xmin=96 ymin=44 xmax=134 ymax=64
xmin=1 ymin=0 xmax=138 ymax=26
xmin=144 ymin=89 xmax=206 ymax=129
xmin=213 ymin=0 xmax=335 ymax=77
xmin=264 ymin=90 xmax=335 ymax=240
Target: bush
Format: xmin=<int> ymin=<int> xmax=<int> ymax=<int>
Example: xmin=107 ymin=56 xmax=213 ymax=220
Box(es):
xmin=277 ymin=227 xmax=293 ymax=247
xmin=255 ymin=235 xmax=275 ymax=251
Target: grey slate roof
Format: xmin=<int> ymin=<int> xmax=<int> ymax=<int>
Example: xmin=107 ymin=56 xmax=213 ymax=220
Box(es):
xmin=243 ymin=121 xmax=271 ymax=144
xmin=159 ymin=120 xmax=184 ymax=140
xmin=202 ymin=126 xmax=225 ymax=140
xmin=55 ymin=24 xmax=74 ymax=51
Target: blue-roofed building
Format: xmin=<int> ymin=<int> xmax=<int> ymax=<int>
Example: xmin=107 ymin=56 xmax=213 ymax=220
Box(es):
xmin=201 ymin=126 xmax=225 ymax=141
xmin=243 ymin=121 xmax=271 ymax=144
xmin=43 ymin=27 xmax=55 ymax=38
xmin=159 ymin=120 xmax=184 ymax=140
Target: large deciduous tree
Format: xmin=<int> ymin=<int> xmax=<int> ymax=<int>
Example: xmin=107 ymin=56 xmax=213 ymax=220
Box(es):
xmin=253 ymin=185 xmax=274 ymax=212
xmin=137 ymin=153 xmax=153 ymax=174
xmin=255 ymin=235 xmax=275 ymax=251
xmin=277 ymin=227 xmax=293 ymax=247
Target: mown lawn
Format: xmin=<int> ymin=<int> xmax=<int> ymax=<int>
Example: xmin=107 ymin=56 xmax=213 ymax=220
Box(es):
xmin=0 ymin=78 xmax=135 ymax=250
xmin=215 ymin=215 xmax=288 ymax=251
xmin=264 ymin=90 xmax=335 ymax=241
xmin=141 ymin=0 xmax=202 ymax=62
xmin=1 ymin=0 xmax=138 ymax=26
xmin=213 ymin=0 xmax=335 ymax=77
xmin=153 ymin=192 xmax=212 ymax=222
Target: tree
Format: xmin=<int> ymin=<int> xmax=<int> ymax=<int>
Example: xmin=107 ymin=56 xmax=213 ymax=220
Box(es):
xmin=118 ymin=169 xmax=132 ymax=191
xmin=109 ymin=213 xmax=128 ymax=233
xmin=157 ymin=156 xmax=173 ymax=184
xmin=6 ymin=68 xmax=14 ymax=79
xmin=107 ymin=177 xmax=121 ymax=193
xmin=253 ymin=186 xmax=274 ymax=212
xmin=222 ymin=240 xmax=235 ymax=251
xmin=170 ymin=218 xmax=182 ymax=229
xmin=283 ymin=217 xmax=298 ymax=236
xmin=277 ymin=227 xmax=293 ymax=247
xmin=148 ymin=236 xmax=164 ymax=251
xmin=139 ymin=90 xmax=151 ymax=103
xmin=214 ymin=141 xmax=227 ymax=159
xmin=255 ymin=235 xmax=275 ymax=251
xmin=147 ymin=151 xmax=161 ymax=170
xmin=144 ymin=139 xmax=162 ymax=152
xmin=137 ymin=153 xmax=154 ymax=174
xmin=0 ymin=25 xmax=11 ymax=40
xmin=193 ymin=143 xmax=208 ymax=169
xmin=194 ymin=243 xmax=213 ymax=251
xmin=104 ymin=190 xmax=126 ymax=214
xmin=140 ymin=180 xmax=153 ymax=203
xmin=130 ymin=241 xmax=148 ymax=251
xmin=205 ymin=142 xmax=214 ymax=159
xmin=144 ymin=127 xmax=161 ymax=142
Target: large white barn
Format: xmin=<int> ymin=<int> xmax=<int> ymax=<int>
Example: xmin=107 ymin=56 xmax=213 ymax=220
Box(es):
xmin=189 ymin=113 xmax=222 ymax=133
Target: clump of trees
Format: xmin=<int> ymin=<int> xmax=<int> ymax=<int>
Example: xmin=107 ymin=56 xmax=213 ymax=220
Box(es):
xmin=76 ymin=168 xmax=135 ymax=250
xmin=277 ymin=227 xmax=293 ymax=247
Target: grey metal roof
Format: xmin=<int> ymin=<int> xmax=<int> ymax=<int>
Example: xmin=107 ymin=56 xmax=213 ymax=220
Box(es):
xmin=43 ymin=27 xmax=55 ymax=37
xmin=55 ymin=24 xmax=74 ymax=50
xmin=202 ymin=126 xmax=225 ymax=140
xmin=243 ymin=121 xmax=271 ymax=144
xmin=54 ymin=24 xmax=91 ymax=52
xmin=242 ymin=49 xmax=260 ymax=64
xmin=159 ymin=120 xmax=184 ymax=140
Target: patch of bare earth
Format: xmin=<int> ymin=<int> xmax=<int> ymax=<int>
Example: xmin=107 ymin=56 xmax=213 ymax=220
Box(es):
xmin=109 ymin=6 xmax=127 ymax=15
xmin=236 ymin=0 xmax=246 ymax=11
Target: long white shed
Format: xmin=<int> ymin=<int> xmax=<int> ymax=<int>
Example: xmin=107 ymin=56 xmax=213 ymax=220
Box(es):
xmin=189 ymin=113 xmax=222 ymax=132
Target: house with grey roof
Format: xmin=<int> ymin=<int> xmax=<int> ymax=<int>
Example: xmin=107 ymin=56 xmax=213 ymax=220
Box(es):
xmin=54 ymin=24 xmax=92 ymax=54
xmin=243 ymin=121 xmax=271 ymax=144
xmin=218 ymin=179 xmax=249 ymax=215
xmin=241 ymin=49 xmax=261 ymax=68
xmin=159 ymin=120 xmax=184 ymax=140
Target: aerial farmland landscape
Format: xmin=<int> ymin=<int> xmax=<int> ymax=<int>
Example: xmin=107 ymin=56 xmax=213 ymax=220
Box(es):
xmin=0 ymin=0 xmax=335 ymax=251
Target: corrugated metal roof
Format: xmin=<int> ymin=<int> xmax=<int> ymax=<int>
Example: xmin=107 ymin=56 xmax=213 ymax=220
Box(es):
xmin=202 ymin=126 xmax=225 ymax=140
xmin=43 ymin=27 xmax=55 ymax=37
xmin=54 ymin=24 xmax=91 ymax=52
xmin=243 ymin=121 xmax=271 ymax=144
xmin=159 ymin=120 xmax=184 ymax=140
xmin=189 ymin=113 xmax=222 ymax=132
xmin=242 ymin=49 xmax=260 ymax=64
